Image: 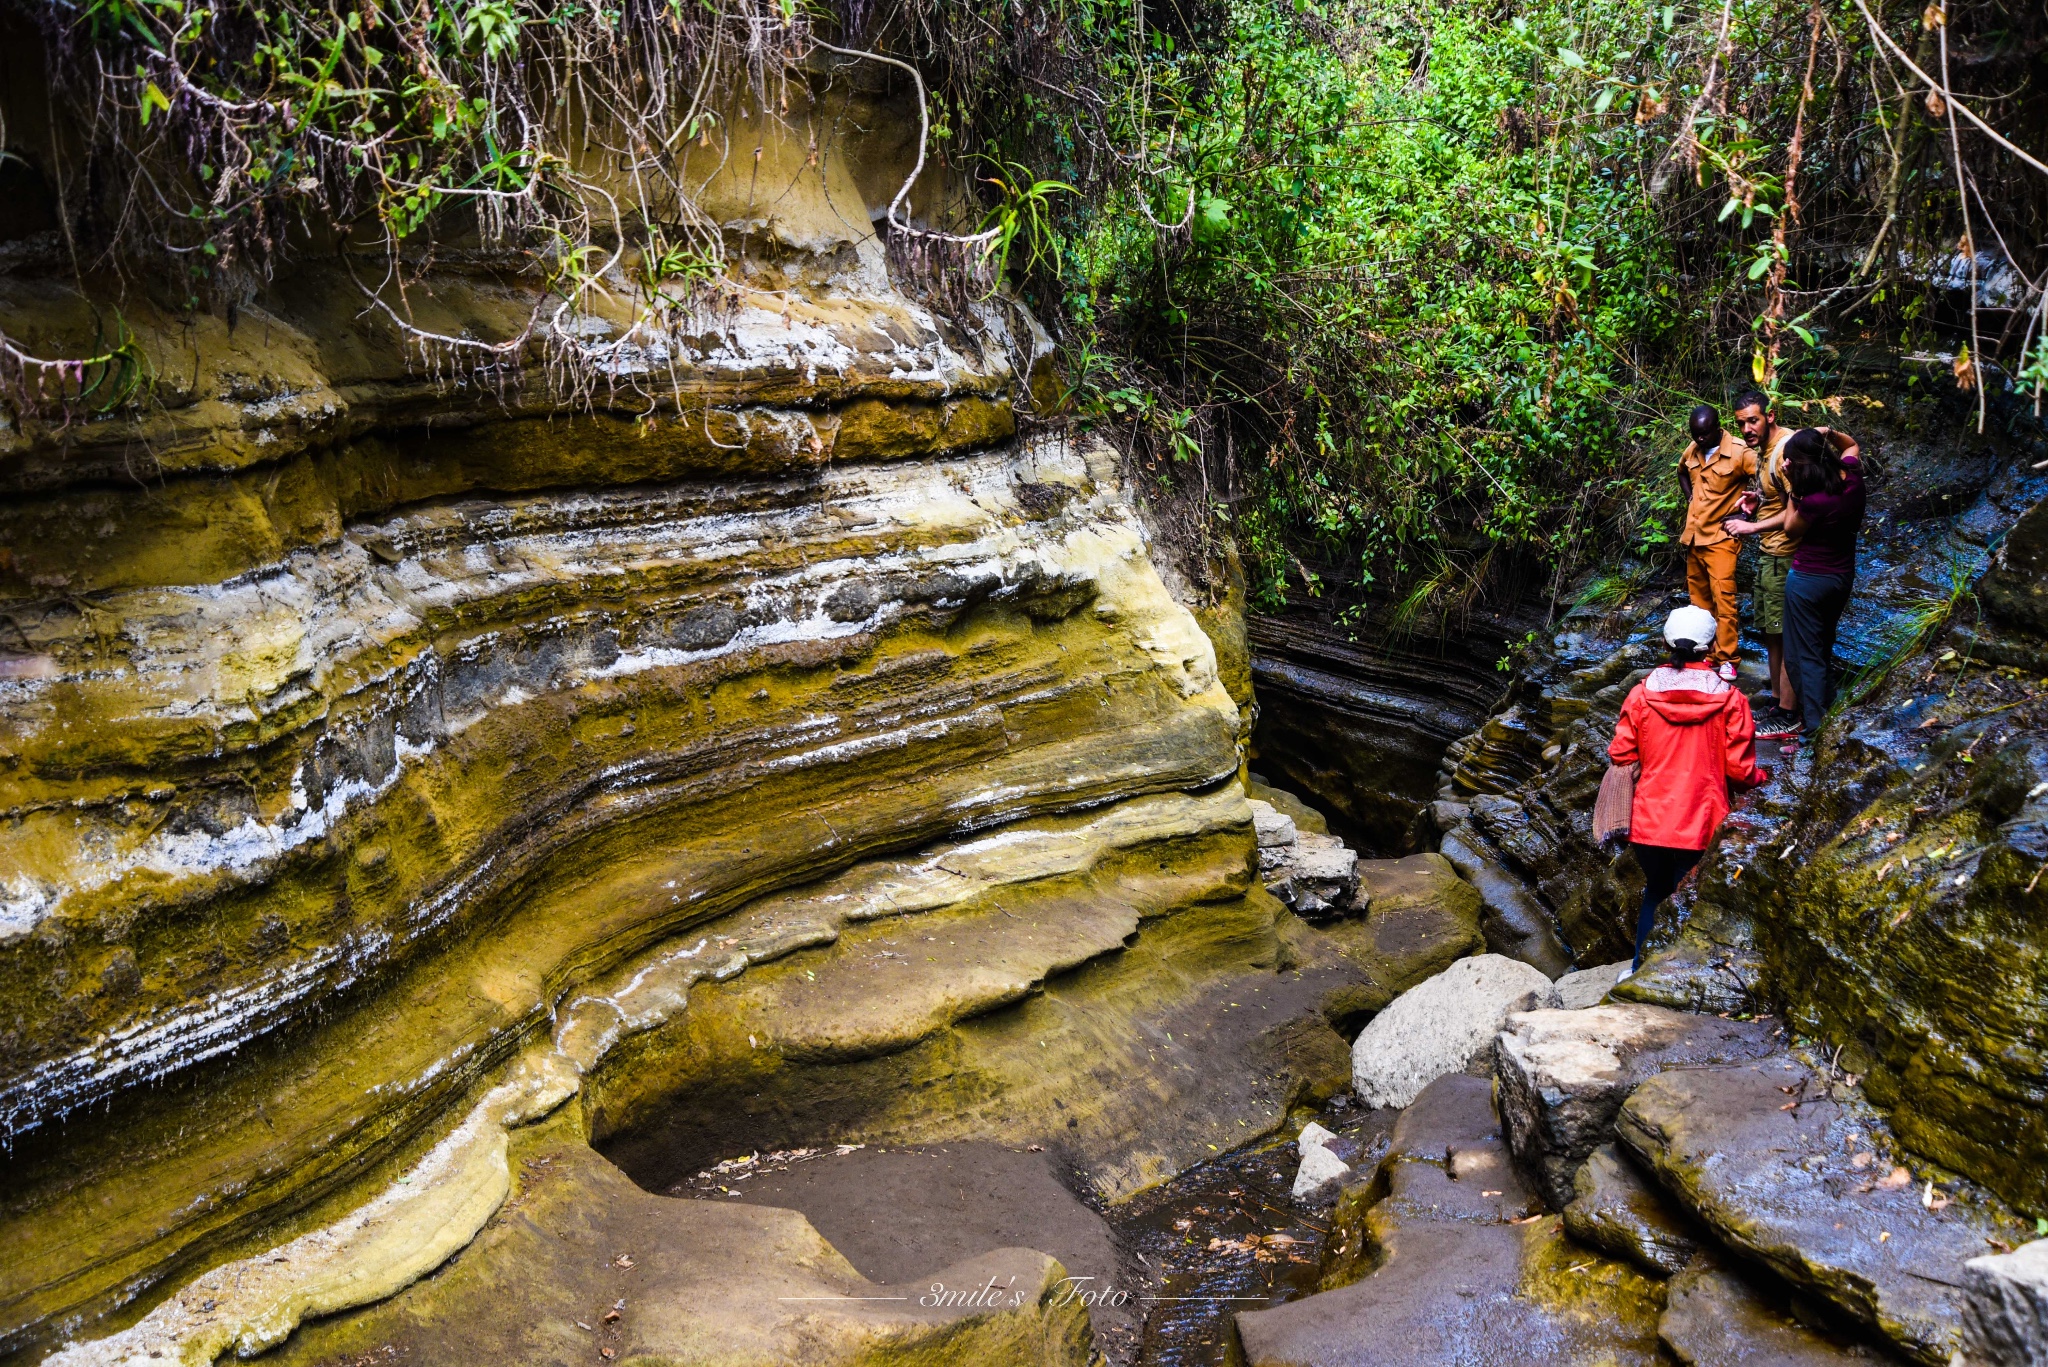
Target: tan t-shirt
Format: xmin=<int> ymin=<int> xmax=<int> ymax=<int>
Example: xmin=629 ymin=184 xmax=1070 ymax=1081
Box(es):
xmin=1680 ymin=432 xmax=1759 ymax=547
xmin=1755 ymin=428 xmax=1799 ymax=557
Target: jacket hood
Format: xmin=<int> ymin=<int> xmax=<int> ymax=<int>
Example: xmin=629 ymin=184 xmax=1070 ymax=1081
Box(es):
xmin=1639 ymin=665 xmax=1736 ymax=726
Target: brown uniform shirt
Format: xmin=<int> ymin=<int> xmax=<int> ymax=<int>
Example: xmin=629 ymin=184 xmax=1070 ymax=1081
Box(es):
xmin=1680 ymin=433 xmax=1759 ymax=547
xmin=1755 ymin=428 xmax=1799 ymax=557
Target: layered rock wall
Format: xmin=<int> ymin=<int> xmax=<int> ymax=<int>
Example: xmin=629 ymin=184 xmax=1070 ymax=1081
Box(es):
xmin=0 ymin=69 xmax=1256 ymax=1363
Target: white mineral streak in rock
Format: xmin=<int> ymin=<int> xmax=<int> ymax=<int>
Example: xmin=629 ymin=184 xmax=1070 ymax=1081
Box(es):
xmin=1965 ymin=1239 xmax=2048 ymax=1366
xmin=45 ymin=791 xmax=1250 ymax=1367
xmin=0 ymin=436 xmax=1217 ymax=940
xmin=1350 ymin=954 xmax=1557 ymax=1109
xmin=43 ymin=1051 xmax=580 ymax=1367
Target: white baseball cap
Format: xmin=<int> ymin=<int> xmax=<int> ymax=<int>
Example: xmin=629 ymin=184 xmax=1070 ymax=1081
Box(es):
xmin=1664 ymin=605 xmax=1718 ymax=651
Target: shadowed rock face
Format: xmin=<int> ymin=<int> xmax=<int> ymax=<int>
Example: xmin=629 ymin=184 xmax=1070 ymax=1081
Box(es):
xmin=1562 ymin=1144 xmax=1702 ymax=1278
xmin=1248 ymin=610 xmax=1532 ymax=853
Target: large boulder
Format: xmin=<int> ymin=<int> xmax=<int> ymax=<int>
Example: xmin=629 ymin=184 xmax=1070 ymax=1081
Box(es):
xmin=1493 ymin=1004 xmax=1778 ymax=1208
xmin=1562 ymin=1144 xmax=1701 ymax=1278
xmin=1965 ymin=1240 xmax=2048 ymax=1366
xmin=1618 ymin=1055 xmax=2031 ymax=1366
xmin=1350 ymin=955 xmax=1556 ymax=1109
xmin=1235 ymin=1075 xmax=1664 ymax=1367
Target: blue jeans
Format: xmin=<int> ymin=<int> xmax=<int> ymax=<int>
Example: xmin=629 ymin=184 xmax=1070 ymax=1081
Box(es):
xmin=1784 ymin=569 xmax=1853 ymax=733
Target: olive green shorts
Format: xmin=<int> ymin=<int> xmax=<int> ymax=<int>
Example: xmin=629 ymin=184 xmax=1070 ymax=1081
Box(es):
xmin=1754 ymin=551 xmax=1792 ymax=635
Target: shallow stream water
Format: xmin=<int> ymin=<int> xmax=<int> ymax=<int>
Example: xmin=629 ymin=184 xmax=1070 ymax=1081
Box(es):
xmin=649 ymin=1099 xmax=1397 ymax=1366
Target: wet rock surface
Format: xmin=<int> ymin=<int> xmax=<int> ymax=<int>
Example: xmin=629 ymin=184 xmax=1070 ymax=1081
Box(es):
xmin=1562 ymin=1144 xmax=1702 ymax=1277
xmin=1618 ymin=1055 xmax=2030 ymax=1365
xmin=1660 ymin=1249 xmax=1906 ymax=1365
xmin=1235 ymin=1075 xmax=1664 ymax=1367
xmin=1494 ymin=1004 xmax=1778 ymax=1208
xmin=1349 ymin=955 xmax=1556 ymax=1109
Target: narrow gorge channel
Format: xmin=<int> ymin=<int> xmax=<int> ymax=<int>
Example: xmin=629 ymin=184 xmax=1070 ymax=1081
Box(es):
xmin=9 ymin=10 xmax=2048 ymax=1367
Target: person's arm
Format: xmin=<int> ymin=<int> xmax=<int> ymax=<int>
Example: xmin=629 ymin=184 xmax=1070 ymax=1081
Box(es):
xmin=1723 ymin=508 xmax=1790 ymax=536
xmin=1608 ymin=692 xmax=1641 ymax=767
xmin=1783 ymin=500 xmax=1810 ymax=538
xmin=1725 ymin=694 xmax=1769 ymax=786
xmin=1823 ymin=427 xmax=1861 ymax=465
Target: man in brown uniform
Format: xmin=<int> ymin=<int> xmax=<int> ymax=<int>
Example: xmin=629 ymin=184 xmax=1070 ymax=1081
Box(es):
xmin=1678 ymin=404 xmax=1756 ymax=682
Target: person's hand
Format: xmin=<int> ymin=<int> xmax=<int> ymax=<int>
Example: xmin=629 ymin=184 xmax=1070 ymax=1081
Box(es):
xmin=1738 ymin=490 xmax=1761 ymax=515
xmin=1753 ymin=766 xmax=1773 ymax=784
xmin=1723 ymin=517 xmax=1761 ymax=536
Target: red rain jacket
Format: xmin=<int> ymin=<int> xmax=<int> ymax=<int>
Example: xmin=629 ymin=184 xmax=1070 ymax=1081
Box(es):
xmin=1606 ymin=663 xmax=1767 ymax=851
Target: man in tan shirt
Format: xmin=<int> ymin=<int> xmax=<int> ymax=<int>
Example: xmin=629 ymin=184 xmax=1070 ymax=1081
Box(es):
xmin=1724 ymin=391 xmax=1797 ymax=722
xmin=1677 ymin=404 xmax=1757 ymax=681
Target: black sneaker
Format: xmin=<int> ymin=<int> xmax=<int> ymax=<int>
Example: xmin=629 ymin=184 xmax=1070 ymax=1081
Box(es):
xmin=1757 ymin=709 xmax=1802 ymax=739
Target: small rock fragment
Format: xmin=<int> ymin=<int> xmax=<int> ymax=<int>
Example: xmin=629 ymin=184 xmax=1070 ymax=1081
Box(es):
xmin=1297 ymin=1121 xmax=1339 ymax=1152
xmin=1553 ymin=960 xmax=1632 ymax=1010
xmin=1292 ymin=1143 xmax=1352 ymax=1201
xmin=1250 ymin=799 xmax=1299 ymax=849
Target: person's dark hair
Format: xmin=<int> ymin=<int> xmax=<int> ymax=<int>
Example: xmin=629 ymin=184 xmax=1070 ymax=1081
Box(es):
xmin=1668 ymin=640 xmax=1708 ymax=665
xmin=1785 ymin=427 xmax=1843 ymax=496
xmin=1689 ymin=404 xmax=1722 ymax=446
xmin=1732 ymin=388 xmax=1771 ymax=416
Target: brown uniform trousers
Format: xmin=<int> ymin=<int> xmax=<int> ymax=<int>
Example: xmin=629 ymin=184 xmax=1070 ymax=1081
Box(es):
xmin=1679 ymin=434 xmax=1758 ymax=665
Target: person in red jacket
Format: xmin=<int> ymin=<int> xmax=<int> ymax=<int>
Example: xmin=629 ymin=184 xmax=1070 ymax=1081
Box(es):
xmin=1607 ymin=605 xmax=1772 ymax=973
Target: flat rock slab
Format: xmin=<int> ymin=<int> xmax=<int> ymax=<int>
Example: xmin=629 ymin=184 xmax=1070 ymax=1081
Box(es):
xmin=1562 ymin=1144 xmax=1701 ymax=1277
xmin=1619 ymin=1056 xmax=2030 ymax=1366
xmin=1236 ymin=1076 xmax=1663 ymax=1366
xmin=1352 ymin=955 xmax=1556 ymax=1109
xmin=1308 ymin=855 xmax=1484 ymax=1015
xmin=672 ymin=1141 xmax=1137 ymax=1347
xmin=1661 ymin=1250 xmax=1907 ymax=1364
xmin=1495 ymin=1004 xmax=1778 ymax=1208
xmin=1249 ymin=778 xmax=1330 ymax=835
xmin=265 ymin=1120 xmax=1092 ymax=1367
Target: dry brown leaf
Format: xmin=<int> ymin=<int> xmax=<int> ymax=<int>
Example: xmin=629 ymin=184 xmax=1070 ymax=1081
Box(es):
xmin=1878 ymin=1167 xmax=1912 ymax=1190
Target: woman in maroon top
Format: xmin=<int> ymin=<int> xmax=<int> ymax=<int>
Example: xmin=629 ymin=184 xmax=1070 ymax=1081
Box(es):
xmin=1779 ymin=427 xmax=1865 ymax=736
